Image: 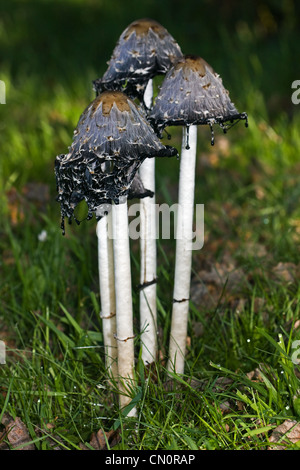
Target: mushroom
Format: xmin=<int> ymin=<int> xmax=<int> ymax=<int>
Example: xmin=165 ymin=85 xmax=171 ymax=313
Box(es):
xmin=93 ymin=18 xmax=183 ymax=104
xmin=96 ymin=170 xmax=153 ymax=383
xmin=149 ymin=55 xmax=248 ymax=374
xmin=94 ymin=19 xmax=182 ymax=366
xmin=55 ymin=90 xmax=177 ymax=412
xmin=139 ymin=79 xmax=158 ymax=367
xmin=55 ymin=90 xmax=177 ymax=228
xmin=96 ymin=202 xmax=117 ymax=380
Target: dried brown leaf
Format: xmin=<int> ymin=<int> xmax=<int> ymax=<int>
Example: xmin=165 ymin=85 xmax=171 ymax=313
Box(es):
xmin=272 ymin=262 xmax=299 ymax=283
xmin=219 ymin=401 xmax=232 ymax=415
xmin=88 ymin=429 xmax=120 ymax=450
xmin=6 ymin=183 xmax=50 ymax=226
xmin=191 ymin=252 xmax=247 ymax=312
xmin=236 ymin=400 xmax=245 ymax=412
xmin=294 ymin=320 xmax=300 ymax=330
xmin=246 ymin=368 xmax=264 ymax=383
xmin=1 ymin=413 xmax=35 ymax=450
xmin=268 ymin=419 xmax=300 ymax=450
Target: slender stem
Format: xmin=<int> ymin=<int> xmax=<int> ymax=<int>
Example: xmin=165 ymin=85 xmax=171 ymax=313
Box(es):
xmin=111 ymin=198 xmax=136 ymax=416
xmin=96 ymin=211 xmax=118 ymax=380
xmin=139 ymin=79 xmax=158 ymax=365
xmin=143 ymin=79 xmax=153 ymax=110
xmin=167 ymin=125 xmax=197 ymax=375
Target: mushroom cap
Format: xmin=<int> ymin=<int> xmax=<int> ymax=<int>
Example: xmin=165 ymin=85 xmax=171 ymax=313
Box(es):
xmin=95 ymin=172 xmax=154 ymax=219
xmin=93 ymin=18 xmax=183 ymax=101
xmin=148 ymin=55 xmax=248 ymax=136
xmin=55 ymin=90 xmax=177 ymax=232
xmin=128 ymin=172 xmax=154 ymax=200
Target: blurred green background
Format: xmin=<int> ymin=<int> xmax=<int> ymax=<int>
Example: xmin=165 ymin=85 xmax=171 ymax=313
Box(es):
xmin=1 ymin=0 xmax=299 ymax=192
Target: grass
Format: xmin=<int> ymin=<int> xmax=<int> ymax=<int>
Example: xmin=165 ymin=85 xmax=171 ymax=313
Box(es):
xmin=1 ymin=0 xmax=300 ymax=450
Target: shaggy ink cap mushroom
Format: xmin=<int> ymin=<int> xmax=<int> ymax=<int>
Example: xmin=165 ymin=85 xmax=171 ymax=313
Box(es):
xmin=149 ymin=54 xmax=248 ymax=145
xmin=55 ymin=90 xmax=177 ymax=233
xmin=95 ymin=171 xmax=154 ymax=219
xmin=93 ymin=18 xmax=183 ymax=103
xmin=128 ymin=172 xmax=154 ymax=200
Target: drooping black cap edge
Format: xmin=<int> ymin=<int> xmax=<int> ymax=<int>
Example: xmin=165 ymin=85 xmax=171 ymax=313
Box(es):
xmin=149 ymin=112 xmax=249 ymax=144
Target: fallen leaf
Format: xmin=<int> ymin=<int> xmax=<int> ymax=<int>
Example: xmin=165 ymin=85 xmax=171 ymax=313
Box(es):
xmin=45 ymin=422 xmax=55 ymax=430
xmin=88 ymin=428 xmax=120 ymax=450
xmin=268 ymin=419 xmax=300 ymax=450
xmin=1 ymin=413 xmax=35 ymax=450
xmin=272 ymin=262 xmax=299 ymax=283
xmin=236 ymin=400 xmax=245 ymax=412
xmin=294 ymin=320 xmax=300 ymax=330
xmin=246 ymin=368 xmax=264 ymax=383
xmin=5 ymin=183 xmax=50 ymax=226
xmin=191 ymin=253 xmax=248 ymax=311
xmin=219 ymin=401 xmax=232 ymax=414
xmin=6 ymin=188 xmax=25 ymax=225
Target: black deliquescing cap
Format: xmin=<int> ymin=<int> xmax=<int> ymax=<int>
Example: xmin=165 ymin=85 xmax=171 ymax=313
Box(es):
xmin=55 ymin=90 xmax=178 ymax=233
xmin=128 ymin=172 xmax=154 ymax=200
xmin=93 ymin=18 xmax=183 ymax=103
xmin=148 ymin=55 xmax=248 ymax=144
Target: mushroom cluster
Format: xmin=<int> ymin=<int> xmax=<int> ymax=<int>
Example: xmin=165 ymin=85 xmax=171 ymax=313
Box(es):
xmin=55 ymin=18 xmax=247 ymax=415
xmin=92 ymin=19 xmax=183 ymax=372
xmin=148 ymin=54 xmax=248 ymax=374
xmin=55 ymin=90 xmax=176 ymax=232
xmin=55 ymin=87 xmax=177 ymax=414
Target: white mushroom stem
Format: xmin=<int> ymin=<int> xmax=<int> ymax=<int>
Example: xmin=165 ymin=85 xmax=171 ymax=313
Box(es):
xmin=96 ymin=210 xmax=118 ymax=380
xmin=111 ymin=198 xmax=136 ymax=416
xmin=167 ymin=125 xmax=197 ymax=375
xmin=139 ymin=79 xmax=158 ymax=365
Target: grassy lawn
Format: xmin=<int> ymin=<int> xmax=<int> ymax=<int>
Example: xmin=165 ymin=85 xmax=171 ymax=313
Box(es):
xmin=1 ymin=0 xmax=300 ymax=450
